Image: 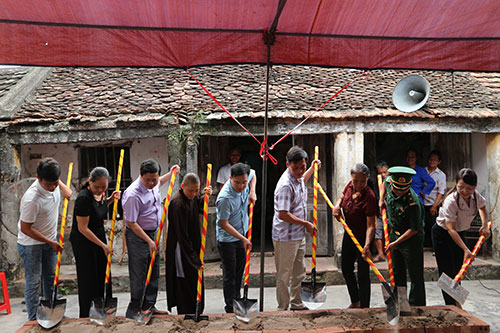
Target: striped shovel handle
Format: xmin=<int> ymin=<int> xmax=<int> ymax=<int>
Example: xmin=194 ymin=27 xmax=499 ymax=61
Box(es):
xmin=145 ymin=167 xmax=178 ymax=286
xmin=54 ymin=162 xmax=73 ymax=287
xmin=244 ymin=202 xmax=254 ymax=286
xmin=196 ymin=164 xmax=212 ymax=302
xmin=377 ymin=175 xmax=395 ymax=286
xmin=318 ymin=184 xmax=387 ymax=283
xmin=312 ymin=146 xmax=319 ymax=270
xmin=105 ymin=149 xmax=124 ymax=284
xmin=454 ymin=221 xmax=492 ymax=283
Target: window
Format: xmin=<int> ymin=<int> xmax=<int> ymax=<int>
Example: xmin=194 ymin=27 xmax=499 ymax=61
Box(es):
xmin=79 ymin=146 xmax=132 ymax=219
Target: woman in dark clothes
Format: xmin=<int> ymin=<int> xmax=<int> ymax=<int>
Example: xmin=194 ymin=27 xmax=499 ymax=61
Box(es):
xmin=333 ymin=163 xmax=377 ymax=308
xmin=70 ymin=167 xmax=120 ymax=318
xmin=165 ymin=173 xmax=211 ymax=314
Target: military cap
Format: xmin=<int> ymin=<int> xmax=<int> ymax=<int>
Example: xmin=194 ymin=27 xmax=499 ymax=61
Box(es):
xmin=388 ymin=166 xmax=416 ymax=190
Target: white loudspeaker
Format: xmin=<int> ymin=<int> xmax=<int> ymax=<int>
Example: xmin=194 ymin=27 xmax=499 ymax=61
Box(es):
xmin=392 ymin=75 xmax=430 ymax=112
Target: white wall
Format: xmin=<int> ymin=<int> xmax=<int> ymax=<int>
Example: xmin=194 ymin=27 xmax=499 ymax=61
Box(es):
xmin=471 ymin=133 xmax=488 ymax=201
xmin=21 ymin=136 xmax=171 ymax=197
xmin=21 ymin=143 xmax=78 ymax=186
xmin=129 ymin=137 xmax=170 ymax=198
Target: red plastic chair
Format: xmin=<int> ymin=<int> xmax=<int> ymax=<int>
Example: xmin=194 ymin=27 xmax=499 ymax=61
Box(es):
xmin=0 ymin=272 xmax=11 ymax=314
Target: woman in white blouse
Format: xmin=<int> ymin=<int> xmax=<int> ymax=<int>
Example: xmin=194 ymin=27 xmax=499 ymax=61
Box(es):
xmin=431 ymin=168 xmax=491 ymax=306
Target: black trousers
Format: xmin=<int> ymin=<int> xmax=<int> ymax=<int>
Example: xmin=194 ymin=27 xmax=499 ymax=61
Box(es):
xmin=173 ymin=275 xmax=205 ymax=314
xmin=126 ymin=228 xmax=160 ymax=313
xmin=341 ymin=232 xmax=370 ymax=308
xmin=424 ymin=206 xmax=438 ymax=247
xmin=431 ymin=223 xmax=466 ymax=305
xmin=217 ymin=240 xmax=245 ymax=313
xmin=71 ymin=237 xmax=112 ymax=318
xmin=391 ymin=231 xmax=426 ymax=306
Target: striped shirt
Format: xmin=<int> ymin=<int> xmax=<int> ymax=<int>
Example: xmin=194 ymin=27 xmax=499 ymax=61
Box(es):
xmin=272 ymin=169 xmax=307 ymax=242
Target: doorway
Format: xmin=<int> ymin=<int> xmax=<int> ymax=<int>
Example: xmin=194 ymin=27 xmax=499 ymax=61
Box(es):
xmin=198 ymin=135 xmax=293 ymax=252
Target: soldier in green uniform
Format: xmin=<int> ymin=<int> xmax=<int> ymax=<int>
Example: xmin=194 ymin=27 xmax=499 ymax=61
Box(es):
xmin=382 ymin=166 xmax=426 ymax=306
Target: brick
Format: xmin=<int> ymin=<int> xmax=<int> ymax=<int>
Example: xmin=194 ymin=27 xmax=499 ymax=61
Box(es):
xmin=316 ymin=327 xmax=345 ymax=332
xmin=344 ymin=328 xmax=371 ymax=333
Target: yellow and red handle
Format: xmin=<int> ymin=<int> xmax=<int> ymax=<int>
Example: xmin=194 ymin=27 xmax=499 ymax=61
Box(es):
xmin=244 ymin=202 xmax=254 ymax=286
xmin=54 ymin=162 xmax=73 ymax=287
xmin=196 ymin=164 xmax=212 ymax=302
xmin=105 ymin=149 xmax=124 ymax=284
xmin=454 ymin=221 xmax=492 ymax=283
xmin=318 ymin=184 xmax=388 ymax=284
xmin=145 ymin=167 xmax=178 ymax=286
xmin=377 ymin=175 xmax=395 ymax=287
xmin=312 ymin=146 xmax=319 ymax=270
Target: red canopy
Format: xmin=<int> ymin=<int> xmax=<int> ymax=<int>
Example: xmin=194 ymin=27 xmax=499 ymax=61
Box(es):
xmin=1 ymin=0 xmax=500 ymax=71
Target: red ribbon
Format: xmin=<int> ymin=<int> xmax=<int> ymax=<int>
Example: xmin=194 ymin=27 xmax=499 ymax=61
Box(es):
xmin=187 ymin=69 xmax=278 ymax=164
xmin=187 ymin=68 xmax=367 ymax=165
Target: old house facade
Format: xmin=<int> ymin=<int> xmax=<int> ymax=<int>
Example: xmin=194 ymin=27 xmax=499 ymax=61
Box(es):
xmin=1 ymin=65 xmax=499 ymax=279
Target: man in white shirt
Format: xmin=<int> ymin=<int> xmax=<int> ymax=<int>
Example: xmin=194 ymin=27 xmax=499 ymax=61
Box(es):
xmin=216 ymin=148 xmax=242 ymax=191
xmin=424 ymin=150 xmax=446 ymax=247
xmin=17 ymin=158 xmax=72 ymax=321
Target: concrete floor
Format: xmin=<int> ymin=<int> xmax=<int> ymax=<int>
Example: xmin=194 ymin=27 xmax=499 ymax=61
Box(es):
xmin=2 ymin=279 xmax=500 ymax=332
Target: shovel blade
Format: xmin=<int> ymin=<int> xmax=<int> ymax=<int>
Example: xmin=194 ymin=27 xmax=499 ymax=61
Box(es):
xmin=380 ymin=282 xmax=399 ymax=326
xmin=234 ymin=297 xmax=259 ymax=323
xmin=36 ymin=299 xmax=66 ymax=329
xmin=437 ymin=273 xmax=469 ymax=305
xmin=89 ymin=297 xmax=118 ymax=326
xmin=300 ymin=282 xmax=327 ymax=310
xmin=397 ymin=286 xmax=412 ymax=316
xmin=135 ymin=307 xmax=153 ymax=325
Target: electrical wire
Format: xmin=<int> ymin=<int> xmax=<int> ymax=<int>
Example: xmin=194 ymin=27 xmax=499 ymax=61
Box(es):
xmin=478 ymin=279 xmax=500 ymax=295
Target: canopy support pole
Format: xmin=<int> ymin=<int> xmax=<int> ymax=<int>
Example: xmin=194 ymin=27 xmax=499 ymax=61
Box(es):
xmin=259 ymin=0 xmax=288 ymax=313
xmin=259 ymin=42 xmax=271 ymax=313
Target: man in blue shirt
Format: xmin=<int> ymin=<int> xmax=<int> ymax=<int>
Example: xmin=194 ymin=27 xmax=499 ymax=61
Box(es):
xmin=406 ymin=149 xmax=435 ymax=205
xmin=216 ymin=163 xmax=257 ymax=313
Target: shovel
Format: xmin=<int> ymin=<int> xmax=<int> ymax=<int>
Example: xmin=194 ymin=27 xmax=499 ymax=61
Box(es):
xmin=377 ymin=175 xmax=411 ymax=316
xmin=234 ymin=202 xmax=259 ymax=322
xmin=318 ymin=184 xmax=399 ymax=326
xmin=301 ymin=146 xmax=326 ymax=310
xmin=185 ymin=164 xmax=212 ymax=322
xmin=37 ymin=162 xmax=73 ymax=329
xmin=90 ymin=149 xmax=124 ymax=325
xmin=132 ymin=167 xmax=178 ymax=324
xmin=438 ymin=221 xmax=492 ymax=305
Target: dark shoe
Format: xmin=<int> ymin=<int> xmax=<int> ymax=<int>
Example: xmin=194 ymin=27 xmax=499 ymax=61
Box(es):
xmin=290 ymin=305 xmax=309 ymax=311
xmin=152 ymin=306 xmax=170 ymax=315
xmin=125 ymin=306 xmax=139 ymax=320
xmin=224 ymin=306 xmax=234 ymax=313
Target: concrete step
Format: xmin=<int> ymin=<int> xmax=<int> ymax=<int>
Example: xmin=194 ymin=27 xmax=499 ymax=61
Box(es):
xmin=8 ymin=251 xmax=500 ymax=298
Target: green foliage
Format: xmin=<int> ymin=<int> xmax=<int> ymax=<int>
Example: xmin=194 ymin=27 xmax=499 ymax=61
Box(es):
xmin=59 ymin=286 xmax=70 ymax=296
xmin=167 ymin=110 xmax=206 ymax=145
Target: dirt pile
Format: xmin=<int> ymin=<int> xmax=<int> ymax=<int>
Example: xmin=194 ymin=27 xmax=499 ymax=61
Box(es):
xmin=24 ymin=307 xmax=471 ymax=332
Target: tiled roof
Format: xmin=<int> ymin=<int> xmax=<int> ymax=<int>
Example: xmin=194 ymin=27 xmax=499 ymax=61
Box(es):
xmin=0 ymin=67 xmax=29 ymax=99
xmin=471 ymin=72 xmax=500 ymax=96
xmin=3 ymin=65 xmax=500 ymax=127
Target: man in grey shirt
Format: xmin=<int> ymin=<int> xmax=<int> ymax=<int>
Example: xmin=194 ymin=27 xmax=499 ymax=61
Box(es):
xmin=272 ymin=146 xmax=319 ymax=311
